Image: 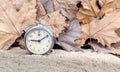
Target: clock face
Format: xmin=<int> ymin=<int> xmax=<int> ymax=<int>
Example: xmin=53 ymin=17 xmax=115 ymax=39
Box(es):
xmin=25 ymin=28 xmax=54 ymax=55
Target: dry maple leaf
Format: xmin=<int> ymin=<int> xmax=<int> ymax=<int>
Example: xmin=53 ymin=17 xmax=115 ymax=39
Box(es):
xmin=77 ymin=0 xmax=115 ymax=24
xmin=80 ymin=12 xmax=120 ymax=47
xmin=0 ymin=0 xmax=36 ymax=50
xmin=38 ymin=11 xmax=69 ymax=37
xmin=11 ymin=0 xmax=29 ymax=10
xmin=115 ymin=0 xmax=120 ymax=9
xmin=57 ymin=19 xmax=82 ymax=52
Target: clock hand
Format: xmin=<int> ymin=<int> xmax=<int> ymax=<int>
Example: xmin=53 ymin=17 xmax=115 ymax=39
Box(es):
xmin=39 ymin=35 xmax=49 ymax=42
xmin=30 ymin=35 xmax=48 ymax=42
xmin=30 ymin=40 xmax=40 ymax=42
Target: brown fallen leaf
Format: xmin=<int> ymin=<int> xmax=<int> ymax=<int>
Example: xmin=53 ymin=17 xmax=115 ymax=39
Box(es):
xmin=115 ymin=0 xmax=120 ymax=11
xmin=36 ymin=0 xmax=46 ymax=19
xmin=77 ymin=0 xmax=99 ymax=24
xmin=57 ymin=19 xmax=82 ymax=52
xmin=11 ymin=0 xmax=29 ymax=11
xmin=114 ymin=28 xmax=120 ymax=51
xmin=39 ymin=0 xmax=79 ymax=20
xmin=0 ymin=0 xmax=36 ymax=50
xmin=110 ymin=47 xmax=120 ymax=56
xmin=115 ymin=28 xmax=120 ymax=37
xmin=80 ymin=12 xmax=120 ymax=48
xmin=88 ymin=40 xmax=112 ymax=53
xmin=55 ymin=0 xmax=79 ymax=20
xmin=38 ymin=10 xmax=69 ymax=37
xmin=110 ymin=28 xmax=120 ymax=55
xmin=36 ymin=0 xmax=82 ymax=52
xmin=40 ymin=0 xmax=54 ymax=13
xmin=77 ymin=0 xmax=115 ymax=24
xmin=112 ymin=41 xmax=120 ymax=48
xmin=97 ymin=0 xmax=116 ymax=17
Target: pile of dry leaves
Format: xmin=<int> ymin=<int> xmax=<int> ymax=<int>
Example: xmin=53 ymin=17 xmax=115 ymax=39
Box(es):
xmin=0 ymin=0 xmax=120 ymax=55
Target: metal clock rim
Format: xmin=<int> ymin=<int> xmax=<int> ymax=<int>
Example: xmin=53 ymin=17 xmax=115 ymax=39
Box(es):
xmin=24 ymin=24 xmax=55 ymax=55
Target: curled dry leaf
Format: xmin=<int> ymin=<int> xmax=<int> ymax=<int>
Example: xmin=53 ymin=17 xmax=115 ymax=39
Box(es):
xmin=39 ymin=0 xmax=79 ymax=20
xmin=112 ymin=41 xmax=120 ymax=49
xmin=40 ymin=0 xmax=54 ymax=13
xmin=57 ymin=19 xmax=82 ymax=52
xmin=88 ymin=40 xmax=111 ymax=54
xmin=115 ymin=28 xmax=120 ymax=37
xmin=110 ymin=43 xmax=120 ymax=56
xmin=38 ymin=11 xmax=69 ymax=37
xmin=36 ymin=0 xmax=46 ymax=18
xmin=110 ymin=49 xmax=120 ymax=56
xmin=79 ymin=12 xmax=120 ymax=48
xmin=77 ymin=0 xmax=115 ymax=24
xmin=0 ymin=0 xmax=36 ymax=50
xmin=115 ymin=29 xmax=120 ymax=50
xmin=55 ymin=0 xmax=79 ymax=20
xmin=111 ymin=29 xmax=120 ymax=55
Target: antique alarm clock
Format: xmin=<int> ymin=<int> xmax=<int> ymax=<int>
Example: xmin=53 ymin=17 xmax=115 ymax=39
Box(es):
xmin=24 ymin=24 xmax=55 ymax=55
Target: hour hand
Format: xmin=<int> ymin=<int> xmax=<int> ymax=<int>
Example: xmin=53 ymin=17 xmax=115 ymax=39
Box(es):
xmin=30 ymin=40 xmax=40 ymax=42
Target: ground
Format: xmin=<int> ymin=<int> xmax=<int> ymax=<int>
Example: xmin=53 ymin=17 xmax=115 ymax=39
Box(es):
xmin=0 ymin=47 xmax=120 ymax=72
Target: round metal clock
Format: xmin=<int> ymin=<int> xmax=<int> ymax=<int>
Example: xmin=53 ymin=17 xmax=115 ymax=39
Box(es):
xmin=24 ymin=24 xmax=55 ymax=55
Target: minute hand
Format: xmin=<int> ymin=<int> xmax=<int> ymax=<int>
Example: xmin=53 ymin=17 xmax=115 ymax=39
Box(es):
xmin=39 ymin=35 xmax=49 ymax=42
